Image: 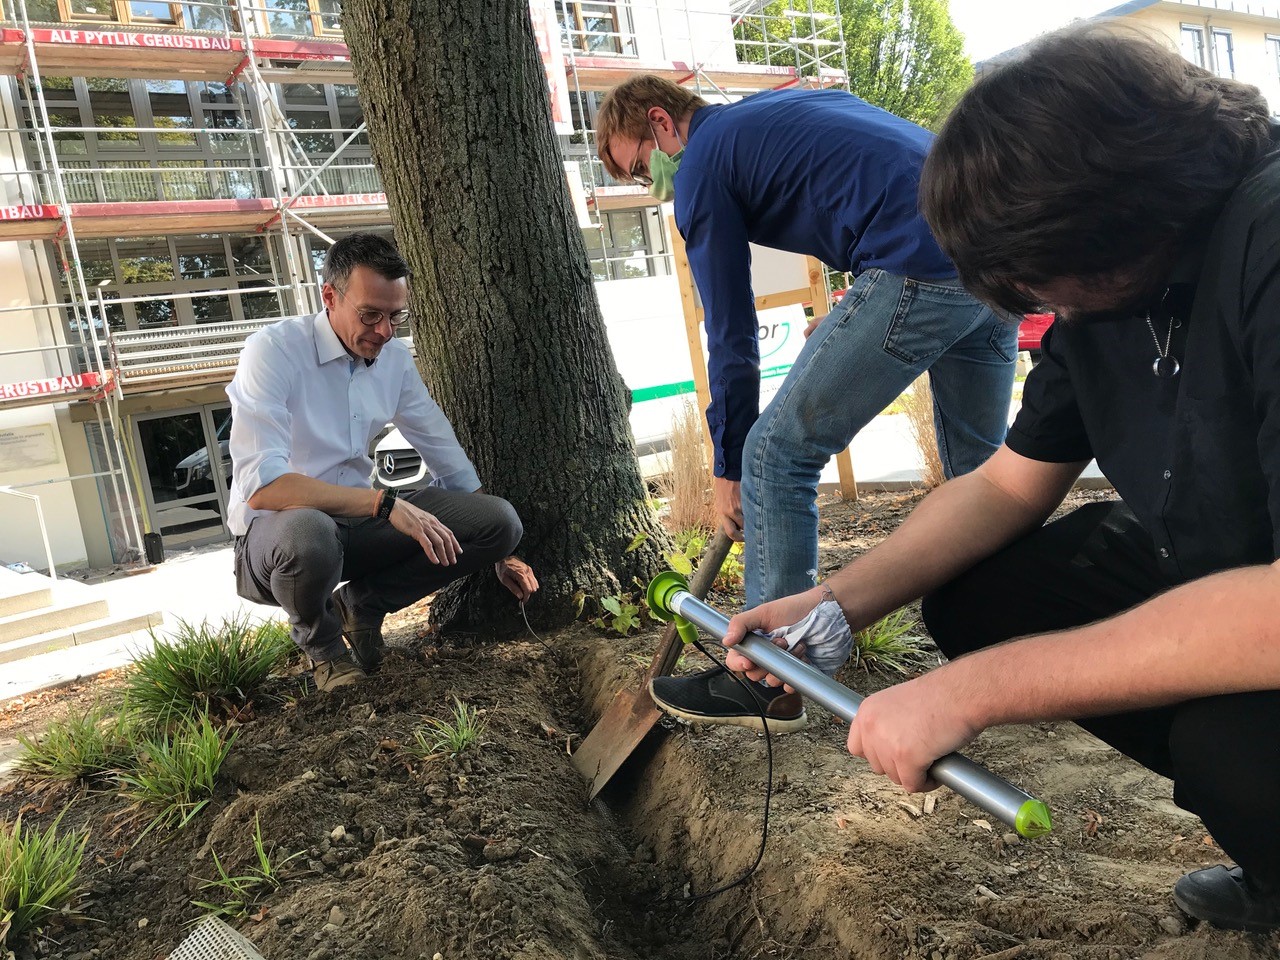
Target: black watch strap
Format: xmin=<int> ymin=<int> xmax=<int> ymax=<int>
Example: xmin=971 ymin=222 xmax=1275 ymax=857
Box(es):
xmin=377 ymin=487 xmax=398 ymax=520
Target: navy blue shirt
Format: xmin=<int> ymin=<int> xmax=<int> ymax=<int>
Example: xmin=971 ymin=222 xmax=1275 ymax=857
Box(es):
xmin=674 ymin=88 xmax=954 ymax=479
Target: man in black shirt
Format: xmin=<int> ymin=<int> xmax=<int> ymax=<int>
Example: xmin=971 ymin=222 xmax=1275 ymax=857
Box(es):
xmin=718 ymin=24 xmax=1280 ymax=933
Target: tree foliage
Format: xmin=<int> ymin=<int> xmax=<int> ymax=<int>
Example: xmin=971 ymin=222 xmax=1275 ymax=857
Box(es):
xmin=737 ymin=0 xmax=972 ymax=129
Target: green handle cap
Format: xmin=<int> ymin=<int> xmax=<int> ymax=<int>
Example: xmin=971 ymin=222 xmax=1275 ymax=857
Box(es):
xmin=1015 ymin=799 xmax=1053 ymax=838
xmin=647 ymin=570 xmax=690 ymax=622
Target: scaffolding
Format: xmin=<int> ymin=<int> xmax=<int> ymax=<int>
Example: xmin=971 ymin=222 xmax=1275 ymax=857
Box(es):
xmin=0 ymin=0 xmax=847 ymax=567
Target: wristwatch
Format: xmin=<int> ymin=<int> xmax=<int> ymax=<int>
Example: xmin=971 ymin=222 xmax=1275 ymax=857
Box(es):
xmin=377 ymin=487 xmax=398 ymax=520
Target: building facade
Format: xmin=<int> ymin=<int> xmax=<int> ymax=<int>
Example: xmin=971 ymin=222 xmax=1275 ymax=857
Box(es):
xmin=0 ymin=0 xmax=848 ymax=572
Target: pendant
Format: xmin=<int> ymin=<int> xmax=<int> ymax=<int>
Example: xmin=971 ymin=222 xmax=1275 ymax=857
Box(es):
xmin=1153 ymin=355 xmax=1180 ymax=379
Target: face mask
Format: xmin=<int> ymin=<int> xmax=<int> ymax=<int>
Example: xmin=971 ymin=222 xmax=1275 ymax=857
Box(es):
xmin=646 ymin=121 xmax=684 ymax=202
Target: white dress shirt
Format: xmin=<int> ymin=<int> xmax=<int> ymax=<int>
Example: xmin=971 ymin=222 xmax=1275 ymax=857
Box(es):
xmin=225 ymin=310 xmax=480 ymax=536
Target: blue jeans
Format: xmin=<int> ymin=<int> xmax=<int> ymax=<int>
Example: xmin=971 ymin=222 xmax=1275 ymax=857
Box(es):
xmin=741 ymin=268 xmax=1017 ymax=608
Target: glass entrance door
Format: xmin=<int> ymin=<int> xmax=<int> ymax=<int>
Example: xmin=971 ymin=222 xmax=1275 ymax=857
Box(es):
xmin=133 ymin=403 xmax=233 ymax=550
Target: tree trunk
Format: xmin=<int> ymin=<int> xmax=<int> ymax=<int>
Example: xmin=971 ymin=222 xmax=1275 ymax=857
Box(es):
xmin=341 ymin=0 xmax=670 ymax=637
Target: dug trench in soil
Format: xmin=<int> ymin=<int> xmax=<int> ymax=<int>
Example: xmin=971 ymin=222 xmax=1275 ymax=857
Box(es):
xmin=0 ymin=491 xmax=1275 ymax=960
xmin=570 ymin=491 xmax=1280 ymax=960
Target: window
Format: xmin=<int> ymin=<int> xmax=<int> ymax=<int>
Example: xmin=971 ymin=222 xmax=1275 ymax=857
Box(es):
xmin=146 ymin=79 xmax=197 ymax=150
xmin=260 ymin=0 xmax=339 ymax=37
xmin=86 ymin=78 xmax=140 ymax=149
xmin=1180 ymin=23 xmax=1206 ymax=69
xmin=1211 ymin=28 xmax=1235 ymax=79
xmin=1268 ymin=35 xmax=1280 ymax=79
xmin=557 ymin=1 xmax=634 ymax=56
xmin=58 ymin=0 xmax=189 ymax=25
xmin=581 ymin=208 xmax=666 ymax=281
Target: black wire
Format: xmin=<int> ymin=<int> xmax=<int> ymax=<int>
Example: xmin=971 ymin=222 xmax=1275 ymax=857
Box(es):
xmin=670 ymin=637 xmax=774 ymax=907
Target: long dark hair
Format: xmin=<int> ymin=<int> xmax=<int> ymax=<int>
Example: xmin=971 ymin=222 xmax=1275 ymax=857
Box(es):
xmin=920 ymin=22 xmax=1273 ymax=313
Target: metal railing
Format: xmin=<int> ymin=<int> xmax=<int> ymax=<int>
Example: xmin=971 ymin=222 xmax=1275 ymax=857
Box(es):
xmin=0 ymin=487 xmax=56 ymax=581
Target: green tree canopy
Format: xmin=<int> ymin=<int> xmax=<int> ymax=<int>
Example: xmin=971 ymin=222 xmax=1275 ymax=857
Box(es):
xmin=737 ymin=0 xmax=972 ymax=129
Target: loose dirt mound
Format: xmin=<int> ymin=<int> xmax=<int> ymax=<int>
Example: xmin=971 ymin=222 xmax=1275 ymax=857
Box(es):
xmin=1 ymin=492 xmax=1277 ymax=960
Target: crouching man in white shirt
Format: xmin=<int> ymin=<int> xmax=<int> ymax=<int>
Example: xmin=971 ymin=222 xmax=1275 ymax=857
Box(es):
xmin=226 ymin=233 xmax=538 ymax=691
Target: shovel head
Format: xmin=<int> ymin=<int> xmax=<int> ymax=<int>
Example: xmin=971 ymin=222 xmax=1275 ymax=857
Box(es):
xmin=571 ymin=528 xmax=734 ymax=799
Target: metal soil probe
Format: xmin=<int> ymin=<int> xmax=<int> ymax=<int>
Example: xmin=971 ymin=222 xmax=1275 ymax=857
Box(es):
xmin=646 ymin=570 xmax=1054 ymax=840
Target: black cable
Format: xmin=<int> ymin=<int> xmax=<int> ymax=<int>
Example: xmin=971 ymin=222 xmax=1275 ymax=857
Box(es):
xmin=669 ymin=637 xmax=774 ymax=906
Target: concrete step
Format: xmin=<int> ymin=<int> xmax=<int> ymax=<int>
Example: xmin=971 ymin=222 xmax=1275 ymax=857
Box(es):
xmin=0 ymin=599 xmax=110 ymax=645
xmin=0 ymin=610 xmax=164 ymax=665
xmin=0 ymin=567 xmax=54 ymax=618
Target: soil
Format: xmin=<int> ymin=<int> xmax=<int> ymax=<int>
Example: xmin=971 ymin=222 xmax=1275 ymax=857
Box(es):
xmin=1 ymin=490 xmax=1278 ymax=960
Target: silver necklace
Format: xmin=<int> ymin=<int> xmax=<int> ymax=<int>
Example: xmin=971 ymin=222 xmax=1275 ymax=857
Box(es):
xmin=1145 ymin=312 xmax=1180 ymax=379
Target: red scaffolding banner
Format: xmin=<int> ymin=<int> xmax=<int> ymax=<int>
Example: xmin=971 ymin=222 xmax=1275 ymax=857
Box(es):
xmin=0 ymin=372 xmax=102 ymax=401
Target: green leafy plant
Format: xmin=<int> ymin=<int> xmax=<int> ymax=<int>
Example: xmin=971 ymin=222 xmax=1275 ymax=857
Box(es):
xmin=714 ymin=542 xmax=745 ymax=591
xmin=191 ymin=814 xmax=302 ymax=920
xmin=0 ymin=812 xmax=88 ymax=948
xmin=15 ymin=703 xmax=133 ymax=787
xmin=124 ymin=615 xmax=295 ymax=728
xmin=592 ymin=593 xmax=642 ymax=635
xmin=666 ymin=529 xmax=745 ymax=590
xmin=852 ymin=609 xmax=936 ymax=676
xmin=405 ymin=698 xmax=488 ymax=761
xmin=117 ymin=714 xmax=235 ymax=835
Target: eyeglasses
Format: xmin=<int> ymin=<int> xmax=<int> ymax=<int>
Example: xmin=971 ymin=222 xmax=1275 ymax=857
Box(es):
xmin=628 ymin=138 xmax=652 ymax=187
xmin=334 ymin=284 xmax=412 ymax=328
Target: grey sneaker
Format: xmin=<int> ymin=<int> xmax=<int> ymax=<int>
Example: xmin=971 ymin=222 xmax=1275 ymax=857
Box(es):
xmin=333 ymin=591 xmax=385 ymax=672
xmin=312 ymin=653 xmax=367 ymax=692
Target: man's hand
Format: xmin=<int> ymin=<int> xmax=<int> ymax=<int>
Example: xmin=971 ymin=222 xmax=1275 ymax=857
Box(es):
xmin=388 ymin=499 xmax=462 ymax=565
xmin=714 ymin=476 xmax=744 ymax=542
xmin=846 ymin=670 xmax=981 ymax=794
xmin=803 ymin=315 xmax=823 ymax=338
xmin=721 ymin=587 xmax=824 ymax=686
xmin=495 ymin=556 xmax=539 ymax=602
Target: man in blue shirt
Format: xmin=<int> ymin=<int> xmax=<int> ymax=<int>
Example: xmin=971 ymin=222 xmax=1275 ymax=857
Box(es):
xmin=596 ymin=77 xmax=1016 ymax=730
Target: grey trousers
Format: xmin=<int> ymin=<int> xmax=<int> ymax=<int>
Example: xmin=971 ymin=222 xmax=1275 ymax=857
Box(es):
xmin=233 ymin=486 xmax=523 ymax=662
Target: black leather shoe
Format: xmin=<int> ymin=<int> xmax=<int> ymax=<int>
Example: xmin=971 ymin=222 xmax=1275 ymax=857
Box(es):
xmin=649 ymin=665 xmax=807 ymax=733
xmin=1174 ymin=865 xmax=1280 ymax=933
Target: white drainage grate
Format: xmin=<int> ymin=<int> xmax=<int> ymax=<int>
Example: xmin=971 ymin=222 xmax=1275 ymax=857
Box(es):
xmin=167 ymin=917 xmax=268 ymax=960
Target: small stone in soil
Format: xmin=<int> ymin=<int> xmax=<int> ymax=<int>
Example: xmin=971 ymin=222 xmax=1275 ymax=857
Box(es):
xmin=1158 ymin=916 xmax=1184 ymax=936
xmin=328 ymin=905 xmax=346 ymax=926
xmin=331 ymin=825 xmax=346 ymax=842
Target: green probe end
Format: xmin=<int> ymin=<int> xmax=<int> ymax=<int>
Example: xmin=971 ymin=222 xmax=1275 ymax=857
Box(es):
xmin=1015 ymin=800 xmax=1053 ymax=839
xmin=646 ymin=571 xmax=690 ymax=622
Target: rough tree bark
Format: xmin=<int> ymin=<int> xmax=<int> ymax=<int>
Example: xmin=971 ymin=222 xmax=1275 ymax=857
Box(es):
xmin=341 ymin=0 xmax=671 ymax=637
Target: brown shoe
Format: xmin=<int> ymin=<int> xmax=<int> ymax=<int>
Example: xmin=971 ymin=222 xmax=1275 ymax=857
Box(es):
xmin=333 ymin=591 xmax=385 ymax=672
xmin=312 ymin=653 xmax=367 ymax=691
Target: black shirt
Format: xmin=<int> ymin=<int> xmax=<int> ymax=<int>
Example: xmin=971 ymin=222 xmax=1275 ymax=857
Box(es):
xmin=1007 ymin=143 xmax=1280 ymax=584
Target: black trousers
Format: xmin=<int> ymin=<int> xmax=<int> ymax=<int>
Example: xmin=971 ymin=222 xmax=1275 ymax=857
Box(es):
xmin=922 ymin=501 xmax=1280 ymax=889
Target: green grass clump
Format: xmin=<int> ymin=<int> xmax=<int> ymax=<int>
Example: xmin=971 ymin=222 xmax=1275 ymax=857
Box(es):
xmin=125 ymin=615 xmax=294 ymax=728
xmin=15 ymin=703 xmax=132 ymax=787
xmin=668 ymin=528 xmax=745 ymax=590
xmin=406 ymin=699 xmax=487 ymax=761
xmin=192 ymin=814 xmax=301 ymax=920
xmin=852 ymin=609 xmax=937 ymax=676
xmin=0 ymin=813 xmax=88 ymax=948
xmin=117 ymin=714 xmax=235 ymax=834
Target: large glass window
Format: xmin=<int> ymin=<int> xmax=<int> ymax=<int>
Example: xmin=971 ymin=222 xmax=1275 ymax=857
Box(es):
xmin=176 ymin=236 xmax=229 ymax=280
xmin=557 ymin=1 xmax=634 ymax=55
xmin=1180 ymin=23 xmax=1206 ymax=69
xmin=87 ymin=78 xmax=140 ymax=149
xmin=118 ymin=237 xmax=175 ymax=285
xmin=1212 ymin=28 xmax=1235 ymax=79
xmin=146 ymin=79 xmax=197 ymax=149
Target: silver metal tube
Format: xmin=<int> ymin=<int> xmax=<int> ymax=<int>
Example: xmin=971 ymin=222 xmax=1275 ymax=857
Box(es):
xmin=668 ymin=590 xmax=1051 ymax=836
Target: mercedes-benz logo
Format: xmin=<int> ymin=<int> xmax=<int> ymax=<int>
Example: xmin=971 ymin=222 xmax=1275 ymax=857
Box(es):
xmin=381 ymin=453 xmax=396 ymax=475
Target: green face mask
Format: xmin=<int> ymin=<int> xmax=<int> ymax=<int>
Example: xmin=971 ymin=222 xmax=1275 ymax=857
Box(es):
xmin=647 ymin=146 xmax=683 ymax=202
xmin=644 ymin=120 xmax=685 ymax=202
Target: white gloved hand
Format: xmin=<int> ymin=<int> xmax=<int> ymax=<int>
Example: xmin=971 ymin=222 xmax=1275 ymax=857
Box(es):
xmin=769 ymin=599 xmax=854 ymax=678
